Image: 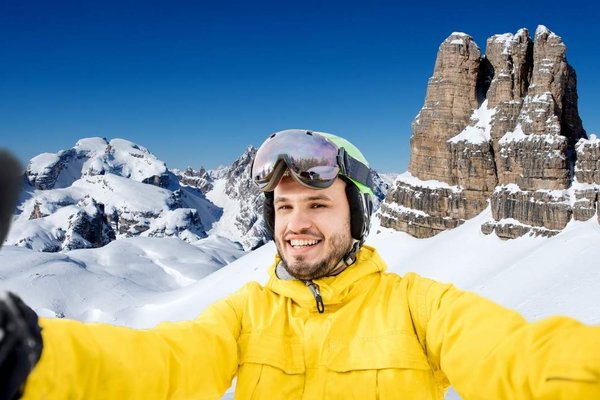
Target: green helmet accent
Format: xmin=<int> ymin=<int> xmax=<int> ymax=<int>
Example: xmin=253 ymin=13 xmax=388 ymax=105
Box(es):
xmin=316 ymin=131 xmax=375 ymax=198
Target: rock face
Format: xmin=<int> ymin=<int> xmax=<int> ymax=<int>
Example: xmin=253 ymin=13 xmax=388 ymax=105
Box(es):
xmin=378 ymin=175 xmax=464 ymax=237
xmin=573 ymin=136 xmax=600 ymax=223
xmin=409 ymin=33 xmax=482 ymax=184
xmin=381 ymin=25 xmax=598 ymax=239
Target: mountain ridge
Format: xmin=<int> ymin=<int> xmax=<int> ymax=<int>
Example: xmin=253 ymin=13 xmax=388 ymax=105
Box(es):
xmin=8 ymin=137 xmax=390 ymax=253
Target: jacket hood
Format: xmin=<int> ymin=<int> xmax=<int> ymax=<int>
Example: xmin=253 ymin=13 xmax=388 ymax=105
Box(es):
xmin=266 ymin=245 xmax=387 ymax=311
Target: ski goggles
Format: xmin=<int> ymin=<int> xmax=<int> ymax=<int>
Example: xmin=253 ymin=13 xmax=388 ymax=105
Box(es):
xmin=251 ymin=130 xmax=373 ymax=192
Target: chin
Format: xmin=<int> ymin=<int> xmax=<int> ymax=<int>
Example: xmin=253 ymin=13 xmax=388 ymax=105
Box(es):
xmin=284 ymin=259 xmax=330 ymax=281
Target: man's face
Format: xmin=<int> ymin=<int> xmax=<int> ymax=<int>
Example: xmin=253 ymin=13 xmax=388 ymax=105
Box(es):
xmin=273 ymin=176 xmax=353 ymax=280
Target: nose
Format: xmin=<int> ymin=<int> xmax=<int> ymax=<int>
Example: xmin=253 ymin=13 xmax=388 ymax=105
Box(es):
xmin=285 ymin=208 xmax=313 ymax=233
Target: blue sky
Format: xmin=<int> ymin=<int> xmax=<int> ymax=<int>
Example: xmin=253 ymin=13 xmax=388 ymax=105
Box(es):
xmin=1 ymin=0 xmax=599 ymax=173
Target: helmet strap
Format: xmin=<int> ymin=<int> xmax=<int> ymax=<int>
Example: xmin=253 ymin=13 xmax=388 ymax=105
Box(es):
xmin=336 ymin=147 xmax=374 ymax=189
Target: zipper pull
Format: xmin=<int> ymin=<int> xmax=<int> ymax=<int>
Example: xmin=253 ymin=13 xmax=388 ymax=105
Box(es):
xmin=305 ymin=281 xmax=325 ymax=313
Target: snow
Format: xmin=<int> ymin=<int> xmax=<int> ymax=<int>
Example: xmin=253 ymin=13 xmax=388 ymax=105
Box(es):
xmin=3 ymin=204 xmax=599 ymax=327
xmin=448 ymin=100 xmax=495 ymax=144
xmin=494 ymin=185 xmax=574 ymax=206
xmin=28 ymin=137 xmax=169 ymax=187
xmin=72 ymin=174 xmax=174 ymax=213
xmin=498 ymin=123 xmax=565 ymax=162
xmin=576 ymin=134 xmax=600 ymax=152
xmin=28 ymin=153 xmax=61 ymax=175
xmin=394 ymin=171 xmax=461 ymax=191
xmin=0 ymin=236 xmax=245 ymax=324
xmin=515 ymin=28 xmax=528 ymax=38
xmin=379 ymin=201 xmax=429 ymax=217
xmin=495 ymin=183 xmax=521 ymax=193
xmin=99 ymin=138 xmax=168 ymax=182
xmin=6 ymin=173 xmax=184 ymax=250
xmin=74 ymin=137 xmax=111 ymax=153
xmin=377 ymin=172 xmax=399 ymax=187
xmin=490 ymin=33 xmax=514 ymax=55
xmin=1 ymin=202 xmax=600 ymax=399
xmin=535 ymin=25 xmax=561 ymax=41
xmin=368 ymin=207 xmax=600 ymax=325
xmin=536 ymin=25 xmax=550 ymax=37
xmin=205 ymin=178 xmax=244 ymax=241
xmin=571 ymin=180 xmax=600 ymax=191
xmin=445 ymin=33 xmax=478 ymax=50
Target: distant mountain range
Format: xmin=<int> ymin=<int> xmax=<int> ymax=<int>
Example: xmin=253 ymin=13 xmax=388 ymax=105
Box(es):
xmin=8 ymin=137 xmax=390 ymax=253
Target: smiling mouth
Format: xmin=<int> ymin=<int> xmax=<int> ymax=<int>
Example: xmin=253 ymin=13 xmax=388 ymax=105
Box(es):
xmin=289 ymin=239 xmax=321 ymax=248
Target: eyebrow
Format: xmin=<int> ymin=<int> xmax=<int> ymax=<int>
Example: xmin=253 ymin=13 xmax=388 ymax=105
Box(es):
xmin=274 ymin=194 xmax=333 ymax=204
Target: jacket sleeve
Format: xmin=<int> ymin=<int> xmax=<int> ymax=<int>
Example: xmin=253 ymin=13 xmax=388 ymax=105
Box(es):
xmin=21 ymin=284 xmax=250 ymax=400
xmin=405 ymin=273 xmax=600 ymax=400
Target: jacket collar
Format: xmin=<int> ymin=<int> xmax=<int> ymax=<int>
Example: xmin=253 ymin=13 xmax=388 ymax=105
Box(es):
xmin=266 ymin=245 xmax=387 ymax=311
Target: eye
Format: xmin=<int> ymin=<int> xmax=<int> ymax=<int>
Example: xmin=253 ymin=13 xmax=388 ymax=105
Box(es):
xmin=311 ymin=203 xmax=327 ymax=209
xmin=276 ymin=204 xmax=292 ymax=211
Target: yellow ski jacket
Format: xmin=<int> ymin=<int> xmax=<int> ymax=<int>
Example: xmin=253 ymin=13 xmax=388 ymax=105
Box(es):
xmin=23 ymin=245 xmax=600 ymax=399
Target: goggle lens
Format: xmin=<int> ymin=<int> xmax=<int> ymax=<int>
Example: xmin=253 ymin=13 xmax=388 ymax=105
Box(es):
xmin=252 ymin=130 xmax=340 ymax=191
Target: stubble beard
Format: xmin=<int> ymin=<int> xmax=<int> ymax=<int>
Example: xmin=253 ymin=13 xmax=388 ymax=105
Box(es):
xmin=276 ymin=229 xmax=353 ymax=281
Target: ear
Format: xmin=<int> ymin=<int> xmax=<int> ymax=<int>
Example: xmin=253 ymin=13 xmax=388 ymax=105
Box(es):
xmin=263 ymin=192 xmax=275 ymax=239
xmin=345 ymin=183 xmax=365 ymax=241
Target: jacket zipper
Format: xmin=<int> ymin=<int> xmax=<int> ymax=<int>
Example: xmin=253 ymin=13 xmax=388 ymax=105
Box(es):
xmin=305 ymin=281 xmax=325 ymax=313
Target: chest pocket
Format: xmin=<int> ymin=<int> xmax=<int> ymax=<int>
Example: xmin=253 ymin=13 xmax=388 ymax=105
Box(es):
xmin=236 ymin=333 xmax=305 ymax=400
xmin=325 ymin=332 xmax=442 ymax=400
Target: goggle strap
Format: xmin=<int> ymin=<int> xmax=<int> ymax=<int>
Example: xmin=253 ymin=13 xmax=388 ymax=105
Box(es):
xmin=337 ymin=148 xmax=373 ymax=190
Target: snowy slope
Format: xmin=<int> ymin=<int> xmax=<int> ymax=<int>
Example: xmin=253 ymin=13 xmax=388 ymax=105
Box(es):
xmin=0 ymin=205 xmax=599 ymax=400
xmin=0 ymin=236 xmax=245 ymax=323
xmin=1 ymin=205 xmax=598 ymax=326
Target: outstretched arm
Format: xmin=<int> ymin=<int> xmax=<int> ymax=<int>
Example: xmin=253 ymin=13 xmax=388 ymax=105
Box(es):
xmin=406 ymin=273 xmax=600 ymax=399
xmin=22 ymin=287 xmax=248 ymax=400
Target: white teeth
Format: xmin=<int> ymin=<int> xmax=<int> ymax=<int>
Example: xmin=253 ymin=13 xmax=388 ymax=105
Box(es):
xmin=290 ymin=239 xmax=319 ymax=248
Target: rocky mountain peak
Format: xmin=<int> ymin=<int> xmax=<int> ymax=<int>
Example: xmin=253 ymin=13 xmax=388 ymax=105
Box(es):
xmin=410 ymin=31 xmax=482 ymax=185
xmin=10 ymin=138 xmax=219 ymax=252
xmin=381 ymin=26 xmax=598 ymax=239
xmin=26 ymin=137 xmax=170 ymax=190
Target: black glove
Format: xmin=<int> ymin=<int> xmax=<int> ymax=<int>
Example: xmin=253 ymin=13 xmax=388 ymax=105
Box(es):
xmin=0 ymin=292 xmax=43 ymax=400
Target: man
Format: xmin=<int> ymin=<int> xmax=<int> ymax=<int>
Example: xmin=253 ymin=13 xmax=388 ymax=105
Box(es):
xmin=1 ymin=129 xmax=599 ymax=399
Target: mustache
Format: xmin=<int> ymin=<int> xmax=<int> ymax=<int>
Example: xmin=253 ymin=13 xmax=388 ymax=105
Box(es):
xmin=282 ymin=228 xmax=324 ymax=240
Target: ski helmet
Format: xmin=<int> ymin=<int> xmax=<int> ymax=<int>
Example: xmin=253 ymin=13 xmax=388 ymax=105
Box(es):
xmin=252 ymin=129 xmax=374 ymax=257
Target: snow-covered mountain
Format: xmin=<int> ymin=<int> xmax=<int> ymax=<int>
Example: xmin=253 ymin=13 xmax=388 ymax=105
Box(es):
xmin=10 ymin=137 xmax=392 ymax=253
xmin=9 ymin=138 xmax=222 ymax=252
xmin=175 ymin=146 xmax=269 ymax=250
